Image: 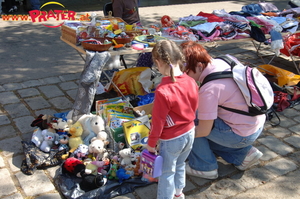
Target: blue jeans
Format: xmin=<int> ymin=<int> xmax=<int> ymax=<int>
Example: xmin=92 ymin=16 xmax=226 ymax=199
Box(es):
xmin=188 ymin=118 xmax=263 ymax=171
xmin=157 ymin=128 xmax=195 ymax=199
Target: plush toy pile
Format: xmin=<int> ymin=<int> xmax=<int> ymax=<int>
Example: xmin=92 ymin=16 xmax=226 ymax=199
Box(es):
xmin=27 ymin=111 xmax=153 ymax=192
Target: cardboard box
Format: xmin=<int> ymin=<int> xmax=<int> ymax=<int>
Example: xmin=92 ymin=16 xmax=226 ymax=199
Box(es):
xmin=110 ymin=127 xmax=126 ymax=144
xmin=133 ymin=103 xmax=153 ymax=116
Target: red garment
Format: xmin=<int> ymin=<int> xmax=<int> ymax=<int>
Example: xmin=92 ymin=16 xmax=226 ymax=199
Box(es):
xmin=112 ymin=0 xmax=140 ymax=25
xmin=147 ymin=73 xmax=198 ymax=148
xmin=197 ymin=11 xmax=224 ymax=22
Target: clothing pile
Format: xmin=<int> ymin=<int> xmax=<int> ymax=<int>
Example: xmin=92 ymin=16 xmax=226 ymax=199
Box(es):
xmin=164 ymin=3 xmax=299 ymax=56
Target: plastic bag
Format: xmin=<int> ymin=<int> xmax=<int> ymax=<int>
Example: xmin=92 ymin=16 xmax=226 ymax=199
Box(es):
xmin=55 ymin=167 xmax=152 ymax=199
xmin=21 ymin=141 xmax=65 ymax=175
xmin=108 ymin=67 xmax=153 ymax=96
xmin=258 ymin=64 xmax=300 ymax=86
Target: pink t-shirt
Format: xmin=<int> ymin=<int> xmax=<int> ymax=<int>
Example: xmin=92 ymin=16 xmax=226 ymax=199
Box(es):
xmin=198 ymin=58 xmax=265 ymax=137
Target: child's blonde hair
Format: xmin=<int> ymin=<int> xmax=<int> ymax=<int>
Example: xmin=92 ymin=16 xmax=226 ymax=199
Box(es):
xmin=152 ymin=40 xmax=185 ymax=82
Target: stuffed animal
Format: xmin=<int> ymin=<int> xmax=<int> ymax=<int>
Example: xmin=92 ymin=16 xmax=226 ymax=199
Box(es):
xmin=53 ymin=111 xmax=70 ymax=122
xmin=40 ymin=129 xmax=56 ymax=152
xmin=108 ymin=163 xmax=118 ymax=180
xmin=116 ymin=167 xmax=131 ymax=183
xmin=62 ymin=157 xmax=86 ymax=177
xmin=56 ymin=134 xmax=70 ymax=151
xmin=52 ymin=118 xmax=70 ymax=136
xmin=111 ymin=155 xmax=120 ymax=166
xmin=85 ymin=161 xmax=99 ymax=175
xmin=30 ymin=114 xmax=50 ymax=130
xmin=68 ymin=120 xmax=84 ymax=152
xmin=73 ymin=144 xmax=89 ymax=160
xmin=88 ymin=138 xmax=108 ymax=161
xmin=31 ymin=115 xmax=56 ymax=147
xmin=31 ymin=128 xmax=44 ymax=147
xmin=77 ymin=114 xmax=106 ymax=145
xmin=119 ymin=148 xmax=134 ymax=166
xmin=125 ymin=164 xmax=135 ymax=177
xmin=93 ymin=159 xmax=110 ymax=175
xmin=133 ymin=156 xmax=142 ymax=177
xmin=79 ymin=173 xmax=107 ymax=192
xmin=92 ymin=130 xmax=109 ymax=146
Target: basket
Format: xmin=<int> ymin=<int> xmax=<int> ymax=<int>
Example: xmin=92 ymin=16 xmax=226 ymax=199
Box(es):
xmin=104 ymin=33 xmax=135 ymax=44
xmin=113 ymin=36 xmax=134 ymax=44
xmin=81 ymin=39 xmax=112 ymax=52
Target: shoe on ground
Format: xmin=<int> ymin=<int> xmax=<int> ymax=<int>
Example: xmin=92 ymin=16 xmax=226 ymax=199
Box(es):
xmin=185 ymin=164 xmax=218 ymax=179
xmin=236 ymin=146 xmax=263 ymax=171
xmin=173 ymin=193 xmax=185 ymax=199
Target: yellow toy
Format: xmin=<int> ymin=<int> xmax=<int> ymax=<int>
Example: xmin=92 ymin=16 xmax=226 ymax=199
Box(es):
xmin=68 ymin=120 xmax=84 ymax=152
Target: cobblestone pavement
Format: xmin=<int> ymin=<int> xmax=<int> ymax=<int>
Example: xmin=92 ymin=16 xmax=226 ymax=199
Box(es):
xmin=1 ymin=1 xmax=300 ymax=199
xmin=0 ymin=40 xmax=300 ymax=199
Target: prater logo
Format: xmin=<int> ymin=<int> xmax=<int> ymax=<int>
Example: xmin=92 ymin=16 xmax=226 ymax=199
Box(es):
xmin=29 ymin=1 xmax=90 ymax=28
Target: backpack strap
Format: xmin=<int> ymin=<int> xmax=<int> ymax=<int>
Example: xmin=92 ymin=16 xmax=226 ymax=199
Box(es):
xmin=201 ymin=71 xmax=233 ymax=87
xmin=215 ymin=54 xmax=237 ymax=69
xmin=201 ymin=54 xmax=237 ymax=87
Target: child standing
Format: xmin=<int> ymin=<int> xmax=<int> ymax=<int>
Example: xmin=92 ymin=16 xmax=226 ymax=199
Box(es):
xmin=146 ymin=40 xmax=199 ymax=199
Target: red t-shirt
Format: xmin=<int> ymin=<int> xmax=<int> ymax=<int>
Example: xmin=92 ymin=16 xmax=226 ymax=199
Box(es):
xmin=147 ymin=73 xmax=199 ymax=148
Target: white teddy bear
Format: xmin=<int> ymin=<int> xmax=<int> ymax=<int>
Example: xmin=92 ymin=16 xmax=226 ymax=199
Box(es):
xmin=40 ymin=129 xmax=55 ymax=152
xmin=88 ymin=139 xmax=108 ymax=161
xmin=91 ymin=131 xmax=109 ymax=146
xmin=119 ymin=148 xmax=134 ymax=166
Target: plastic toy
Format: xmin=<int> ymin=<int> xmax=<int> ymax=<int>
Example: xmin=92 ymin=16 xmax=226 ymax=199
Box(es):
xmin=140 ymin=149 xmax=163 ymax=178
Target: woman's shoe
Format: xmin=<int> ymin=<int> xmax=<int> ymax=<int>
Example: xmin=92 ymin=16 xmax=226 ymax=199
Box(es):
xmin=185 ymin=164 xmax=218 ymax=179
xmin=236 ymin=146 xmax=263 ymax=171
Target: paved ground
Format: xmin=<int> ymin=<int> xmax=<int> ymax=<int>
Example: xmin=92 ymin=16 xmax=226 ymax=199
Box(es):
xmin=1 ymin=1 xmax=300 ymax=199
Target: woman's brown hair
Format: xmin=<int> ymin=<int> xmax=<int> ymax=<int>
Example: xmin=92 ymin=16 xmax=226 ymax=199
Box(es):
xmin=180 ymin=41 xmax=212 ymax=73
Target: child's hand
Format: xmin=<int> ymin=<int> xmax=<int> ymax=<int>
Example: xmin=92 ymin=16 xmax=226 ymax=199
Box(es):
xmin=146 ymin=145 xmax=156 ymax=153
